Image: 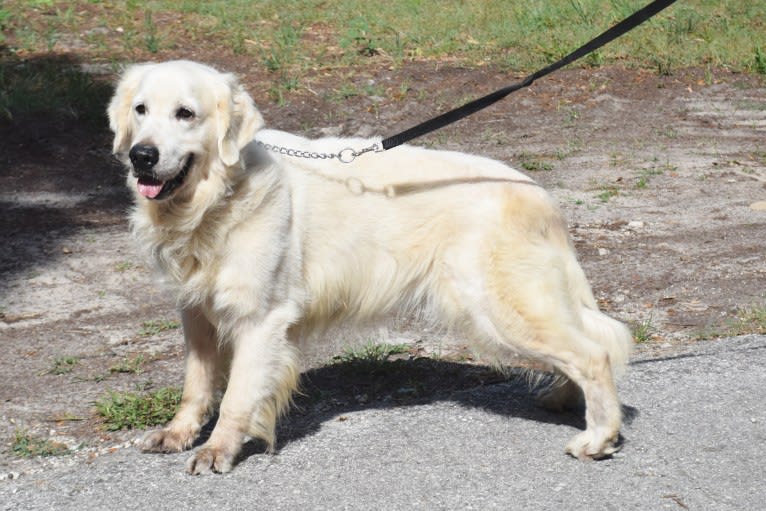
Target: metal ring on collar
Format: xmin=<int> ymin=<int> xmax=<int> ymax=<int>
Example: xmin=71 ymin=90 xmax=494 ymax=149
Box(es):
xmin=338 ymin=148 xmax=357 ymax=164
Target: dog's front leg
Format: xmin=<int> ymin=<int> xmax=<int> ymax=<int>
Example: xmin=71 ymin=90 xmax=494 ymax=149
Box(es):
xmin=140 ymin=306 xmax=223 ymax=453
xmin=185 ymin=304 xmax=300 ymax=475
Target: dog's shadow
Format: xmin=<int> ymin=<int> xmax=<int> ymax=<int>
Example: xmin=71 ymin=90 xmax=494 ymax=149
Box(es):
xmin=193 ymin=357 xmax=639 ymax=465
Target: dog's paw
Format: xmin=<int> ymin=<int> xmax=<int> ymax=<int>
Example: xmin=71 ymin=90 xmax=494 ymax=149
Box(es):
xmin=139 ymin=425 xmax=198 ymax=453
xmin=565 ymin=429 xmax=619 ymax=461
xmin=185 ymin=445 xmax=235 ymax=475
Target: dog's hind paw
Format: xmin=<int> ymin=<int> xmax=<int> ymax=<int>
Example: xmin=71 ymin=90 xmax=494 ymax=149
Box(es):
xmin=565 ymin=429 xmax=620 ymax=461
xmin=185 ymin=444 xmax=235 ymax=475
xmin=139 ymin=425 xmax=197 ymax=453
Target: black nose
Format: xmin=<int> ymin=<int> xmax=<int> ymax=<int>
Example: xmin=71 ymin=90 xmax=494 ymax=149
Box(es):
xmin=129 ymin=144 xmax=159 ymax=172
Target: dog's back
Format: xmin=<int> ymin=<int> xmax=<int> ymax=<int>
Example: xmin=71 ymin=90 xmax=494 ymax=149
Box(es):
xmin=257 ymin=133 xmax=631 ymax=378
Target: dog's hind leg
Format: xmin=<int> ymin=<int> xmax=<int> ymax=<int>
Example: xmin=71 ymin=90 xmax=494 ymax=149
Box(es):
xmin=471 ymin=302 xmax=622 ymax=458
xmin=140 ymin=305 xmax=224 ymax=453
xmin=470 ymin=242 xmax=625 ymax=459
xmin=544 ymin=332 xmax=622 ymax=460
xmin=185 ymin=303 xmax=300 ymax=475
xmin=479 ymin=306 xmax=622 ymax=459
xmin=538 ymin=305 xmax=632 ymax=413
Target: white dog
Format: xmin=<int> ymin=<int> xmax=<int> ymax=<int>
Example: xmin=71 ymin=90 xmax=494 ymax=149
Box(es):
xmin=108 ymin=60 xmax=632 ymax=474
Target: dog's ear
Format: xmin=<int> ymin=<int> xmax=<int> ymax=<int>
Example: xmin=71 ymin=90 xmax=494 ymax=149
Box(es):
xmin=216 ymin=74 xmax=264 ymax=167
xmin=107 ymin=64 xmax=151 ymax=154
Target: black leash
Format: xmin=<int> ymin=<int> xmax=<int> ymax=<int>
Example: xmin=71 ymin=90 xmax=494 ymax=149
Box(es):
xmin=379 ymin=0 xmax=678 ymax=151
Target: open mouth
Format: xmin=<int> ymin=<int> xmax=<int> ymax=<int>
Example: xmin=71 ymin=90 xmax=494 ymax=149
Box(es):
xmin=136 ymin=155 xmax=194 ymax=200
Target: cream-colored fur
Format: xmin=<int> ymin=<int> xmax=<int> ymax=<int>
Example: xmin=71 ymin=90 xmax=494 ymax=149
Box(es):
xmin=108 ymin=60 xmax=633 ymax=474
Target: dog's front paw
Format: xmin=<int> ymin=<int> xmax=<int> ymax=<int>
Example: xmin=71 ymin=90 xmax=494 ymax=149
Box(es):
xmin=565 ymin=429 xmax=619 ymax=460
xmin=185 ymin=445 xmax=236 ymax=475
xmin=139 ymin=424 xmax=198 ymax=453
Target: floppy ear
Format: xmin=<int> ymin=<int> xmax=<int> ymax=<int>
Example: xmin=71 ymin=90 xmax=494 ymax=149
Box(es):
xmin=216 ymin=74 xmax=264 ymax=167
xmin=107 ymin=64 xmax=152 ymax=154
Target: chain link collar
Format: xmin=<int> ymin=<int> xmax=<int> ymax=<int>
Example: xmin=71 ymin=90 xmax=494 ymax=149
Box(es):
xmin=255 ymin=139 xmax=383 ymax=164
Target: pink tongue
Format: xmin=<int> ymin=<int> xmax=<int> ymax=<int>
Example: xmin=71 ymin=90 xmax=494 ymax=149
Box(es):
xmin=137 ymin=178 xmax=164 ymax=198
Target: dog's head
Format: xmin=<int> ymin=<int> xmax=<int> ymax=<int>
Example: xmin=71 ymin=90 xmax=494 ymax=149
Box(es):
xmin=108 ymin=60 xmax=263 ymax=201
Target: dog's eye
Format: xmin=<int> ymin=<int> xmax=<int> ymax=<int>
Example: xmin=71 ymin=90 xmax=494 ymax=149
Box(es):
xmin=176 ymin=107 xmax=195 ymax=120
xmin=135 ymin=104 xmax=146 ymax=115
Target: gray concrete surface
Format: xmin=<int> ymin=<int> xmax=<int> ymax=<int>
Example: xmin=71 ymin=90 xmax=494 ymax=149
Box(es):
xmin=2 ymin=335 xmax=765 ymax=510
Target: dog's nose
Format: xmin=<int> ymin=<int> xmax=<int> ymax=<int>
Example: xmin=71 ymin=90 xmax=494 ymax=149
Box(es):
xmin=129 ymin=144 xmax=160 ymax=172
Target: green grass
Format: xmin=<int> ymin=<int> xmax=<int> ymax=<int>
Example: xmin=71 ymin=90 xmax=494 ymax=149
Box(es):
xmin=3 ymin=1 xmax=766 ymax=77
xmin=48 ymin=356 xmax=79 ymax=375
xmin=695 ymin=303 xmax=766 ymax=340
xmin=725 ymin=304 xmax=766 ymax=336
xmin=139 ymin=319 xmax=180 ymax=337
xmin=114 ymin=261 xmax=134 ymax=272
xmin=95 ymin=387 xmax=182 ymax=431
xmin=0 ymin=9 xmax=10 ymax=45
xmin=517 ymin=153 xmax=554 ymax=172
xmin=631 ymin=317 xmax=655 ymax=343
xmin=143 ymin=11 xmax=160 ymax=54
xmin=635 ymin=165 xmax=666 ymax=189
xmin=2 ymin=1 xmax=764 ymax=114
xmin=331 ymin=342 xmax=412 ymax=376
xmin=595 ymin=186 xmax=620 ymax=203
xmin=109 ymin=354 xmax=145 ymax=375
xmin=12 ymin=429 xmax=70 ymax=457
xmin=333 ymin=342 xmax=410 ymax=365
xmin=755 ymin=47 xmax=766 ymax=74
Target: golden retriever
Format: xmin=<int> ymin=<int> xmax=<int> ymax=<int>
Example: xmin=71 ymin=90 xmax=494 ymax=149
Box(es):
xmin=108 ymin=60 xmax=632 ymax=474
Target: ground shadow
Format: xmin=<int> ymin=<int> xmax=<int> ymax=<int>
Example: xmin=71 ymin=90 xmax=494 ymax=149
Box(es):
xmin=0 ymin=48 xmax=129 ymax=291
xmin=187 ymin=357 xmax=638 ymax=465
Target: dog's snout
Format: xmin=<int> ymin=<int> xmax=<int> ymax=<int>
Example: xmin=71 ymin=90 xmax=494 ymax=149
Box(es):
xmin=129 ymin=144 xmax=160 ymax=172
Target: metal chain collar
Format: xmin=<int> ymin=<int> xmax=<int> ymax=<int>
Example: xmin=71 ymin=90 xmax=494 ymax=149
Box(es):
xmin=255 ymin=139 xmax=383 ymax=164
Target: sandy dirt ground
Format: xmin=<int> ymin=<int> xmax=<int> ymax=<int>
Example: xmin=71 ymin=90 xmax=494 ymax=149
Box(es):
xmin=1 ymin=61 xmax=764 ymax=476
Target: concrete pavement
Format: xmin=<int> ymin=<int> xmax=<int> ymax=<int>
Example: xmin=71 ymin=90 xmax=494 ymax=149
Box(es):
xmin=2 ymin=335 xmax=764 ymax=510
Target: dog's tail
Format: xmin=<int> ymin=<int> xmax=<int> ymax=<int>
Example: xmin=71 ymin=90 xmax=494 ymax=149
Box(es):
xmin=567 ymin=259 xmax=633 ymax=379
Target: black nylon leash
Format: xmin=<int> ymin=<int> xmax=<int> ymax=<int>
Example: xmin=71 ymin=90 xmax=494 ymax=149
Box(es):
xmin=379 ymin=0 xmax=678 ymax=151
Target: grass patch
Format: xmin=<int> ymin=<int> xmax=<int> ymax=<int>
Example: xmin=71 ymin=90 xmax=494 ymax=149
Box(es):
xmin=725 ymin=304 xmax=766 ymax=336
xmin=754 ymin=47 xmax=766 ymax=75
xmin=109 ymin=354 xmax=145 ymax=375
xmin=114 ymin=261 xmax=134 ymax=272
xmin=139 ymin=319 xmax=180 ymax=337
xmin=331 ymin=342 xmax=411 ymax=376
xmin=333 ymin=342 xmax=410 ymax=365
xmin=696 ymin=303 xmax=766 ymax=340
xmin=595 ymin=186 xmax=620 ymax=203
xmin=48 ymin=356 xmax=79 ymax=375
xmin=327 ymin=80 xmax=386 ymax=102
xmin=635 ymin=165 xmax=666 ymax=189
xmin=517 ymin=153 xmax=554 ymax=172
xmin=143 ymin=11 xmax=160 ymax=54
xmin=3 ymin=1 xmax=766 ymax=89
xmin=95 ymin=387 xmax=182 ymax=431
xmin=631 ymin=317 xmax=655 ymax=343
xmin=12 ymin=429 xmax=70 ymax=457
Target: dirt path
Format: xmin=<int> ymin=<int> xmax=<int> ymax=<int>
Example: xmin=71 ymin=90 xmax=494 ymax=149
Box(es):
xmin=1 ymin=62 xmax=764 ymax=475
